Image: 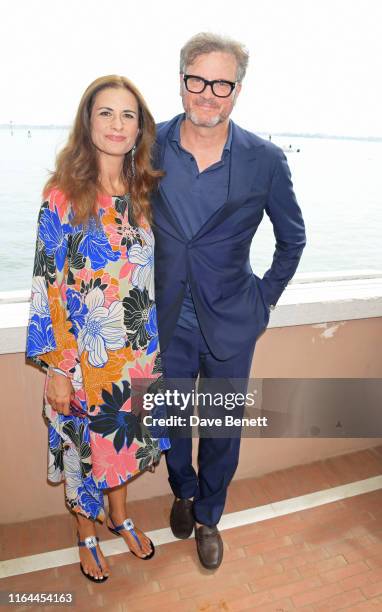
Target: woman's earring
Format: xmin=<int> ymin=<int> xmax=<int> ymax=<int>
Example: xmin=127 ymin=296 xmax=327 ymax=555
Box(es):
xmin=131 ymin=145 xmax=136 ymax=178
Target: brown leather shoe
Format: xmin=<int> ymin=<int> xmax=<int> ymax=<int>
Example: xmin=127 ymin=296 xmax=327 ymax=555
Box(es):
xmin=195 ymin=525 xmax=223 ymax=569
xmin=170 ymin=498 xmax=195 ymax=539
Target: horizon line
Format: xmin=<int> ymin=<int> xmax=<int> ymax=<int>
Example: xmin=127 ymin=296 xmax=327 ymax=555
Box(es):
xmin=0 ymin=124 xmax=381 ymax=142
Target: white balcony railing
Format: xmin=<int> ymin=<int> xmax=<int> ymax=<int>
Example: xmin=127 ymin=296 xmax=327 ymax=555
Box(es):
xmin=1 ymin=269 xmax=382 ymax=355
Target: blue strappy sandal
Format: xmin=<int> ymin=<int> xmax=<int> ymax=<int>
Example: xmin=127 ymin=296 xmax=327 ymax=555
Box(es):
xmin=107 ymin=517 xmax=155 ymax=560
xmin=77 ymin=534 xmax=108 ymax=582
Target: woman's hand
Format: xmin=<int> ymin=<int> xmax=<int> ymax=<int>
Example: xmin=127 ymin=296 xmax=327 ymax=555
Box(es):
xmin=46 ymin=371 xmax=75 ymax=415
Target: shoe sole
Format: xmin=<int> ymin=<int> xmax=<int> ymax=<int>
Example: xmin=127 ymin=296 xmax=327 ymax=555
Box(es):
xmin=107 ymin=526 xmax=155 ymax=560
xmin=170 ymin=525 xmax=195 ymax=539
xmin=80 ymin=563 xmax=108 ymax=582
xmin=196 ymin=556 xmax=223 ymax=570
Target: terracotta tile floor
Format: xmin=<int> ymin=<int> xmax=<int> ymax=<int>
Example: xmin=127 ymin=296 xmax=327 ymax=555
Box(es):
xmin=1 ymin=446 xmax=382 ymax=611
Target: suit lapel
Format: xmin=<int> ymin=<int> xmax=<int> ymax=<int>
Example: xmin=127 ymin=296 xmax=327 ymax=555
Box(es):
xmin=156 ymin=185 xmax=188 ymax=241
xmin=154 ymin=118 xmax=265 ymax=243
xmin=192 ymin=124 xmax=263 ymax=241
xmin=153 ymin=115 xmax=188 ymax=241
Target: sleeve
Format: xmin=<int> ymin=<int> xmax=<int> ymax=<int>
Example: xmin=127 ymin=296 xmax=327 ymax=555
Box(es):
xmin=260 ymin=149 xmax=307 ymax=308
xmin=25 ymin=196 xmax=79 ymax=378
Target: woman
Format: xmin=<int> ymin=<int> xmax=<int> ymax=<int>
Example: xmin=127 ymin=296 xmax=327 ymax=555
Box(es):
xmin=26 ymin=75 xmax=170 ymax=582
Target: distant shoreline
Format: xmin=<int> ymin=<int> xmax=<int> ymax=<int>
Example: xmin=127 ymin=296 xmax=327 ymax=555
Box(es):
xmin=1 ymin=124 xmax=71 ymax=130
xmin=262 ymin=132 xmax=382 ymax=143
xmin=1 ymin=124 xmax=381 ymax=142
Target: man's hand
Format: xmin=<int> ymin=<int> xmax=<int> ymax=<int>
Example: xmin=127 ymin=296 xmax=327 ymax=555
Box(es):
xmin=46 ymin=371 xmax=75 ymax=415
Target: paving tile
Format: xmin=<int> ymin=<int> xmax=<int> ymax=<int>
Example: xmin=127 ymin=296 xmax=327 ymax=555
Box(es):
xmin=102 ymin=587 xmax=180 ymax=611
xmin=362 ymin=581 xmax=382 ymax=599
xmin=260 ymin=542 xmax=309 ymax=564
xmin=323 ymin=535 xmax=380 ymax=563
xmin=347 ymin=598 xmax=382 ymax=611
xmin=280 ymin=547 xmax=329 ymax=571
xmin=313 ymin=587 xmax=366 ymax=610
xmin=257 ymin=575 xmax=322 ymax=602
xmin=188 ymin=584 xmax=253 ymax=611
xmin=291 ymin=582 xmax=342 ymax=607
xmin=224 ymin=588 xmax=274 ymax=610
xmin=366 ymin=556 xmax=382 ymax=571
xmin=266 ymin=512 xmax=306 ymax=536
xmin=339 ymin=568 xmax=382 ymax=593
xmin=298 ymin=554 xmax=348 ymax=578
xmin=294 ymin=501 xmax=345 ymax=523
xmin=244 ymin=535 xmax=294 ymax=557
xmin=223 ymin=523 xmax=277 ymax=547
xmin=207 ymin=553 xmax=264 ymax=583
xmin=177 ymin=572 xmax=242 ymax=599
xmin=158 ymin=567 xmax=217 ymax=592
xmin=227 ymin=559 xmax=284 ymax=582
xmin=320 ymin=560 xmax=369 ymax=584
xmin=3 ymin=447 xmax=382 ymax=611
xmin=252 ymin=596 xmax=296 ymax=611
xmin=250 ymin=567 xmax=300 ymax=592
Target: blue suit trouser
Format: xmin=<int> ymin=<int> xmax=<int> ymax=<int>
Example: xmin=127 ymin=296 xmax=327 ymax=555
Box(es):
xmin=161 ymin=322 xmax=256 ymax=527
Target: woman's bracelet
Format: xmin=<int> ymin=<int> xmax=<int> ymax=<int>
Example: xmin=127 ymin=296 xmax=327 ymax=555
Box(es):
xmin=47 ymin=366 xmax=68 ymax=378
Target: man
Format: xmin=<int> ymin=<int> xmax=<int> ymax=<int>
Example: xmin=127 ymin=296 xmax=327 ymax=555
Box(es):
xmin=152 ymin=32 xmax=306 ymax=569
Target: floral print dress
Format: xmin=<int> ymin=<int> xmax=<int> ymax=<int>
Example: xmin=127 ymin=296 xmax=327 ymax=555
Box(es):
xmin=26 ymin=188 xmax=170 ymax=521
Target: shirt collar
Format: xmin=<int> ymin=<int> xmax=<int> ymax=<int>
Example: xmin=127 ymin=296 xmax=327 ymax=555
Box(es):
xmin=171 ymin=113 xmax=232 ymax=152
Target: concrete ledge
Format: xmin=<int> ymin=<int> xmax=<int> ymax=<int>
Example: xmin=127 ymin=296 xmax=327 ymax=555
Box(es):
xmin=1 ymin=269 xmax=382 ymax=355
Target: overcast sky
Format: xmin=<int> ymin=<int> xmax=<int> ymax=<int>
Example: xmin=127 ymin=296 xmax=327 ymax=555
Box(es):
xmin=0 ymin=0 xmax=381 ymax=136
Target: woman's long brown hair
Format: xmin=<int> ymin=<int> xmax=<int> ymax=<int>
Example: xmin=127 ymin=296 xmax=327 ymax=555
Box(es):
xmin=44 ymin=75 xmax=162 ymax=225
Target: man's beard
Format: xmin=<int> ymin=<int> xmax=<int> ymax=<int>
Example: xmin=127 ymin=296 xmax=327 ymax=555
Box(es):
xmin=183 ymin=95 xmax=228 ymax=128
xmin=183 ymin=93 xmax=237 ymax=128
xmin=186 ymin=108 xmax=223 ymax=128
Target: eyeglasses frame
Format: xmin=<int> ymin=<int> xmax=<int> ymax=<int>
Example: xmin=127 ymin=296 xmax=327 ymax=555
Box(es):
xmin=182 ymin=74 xmax=237 ymax=98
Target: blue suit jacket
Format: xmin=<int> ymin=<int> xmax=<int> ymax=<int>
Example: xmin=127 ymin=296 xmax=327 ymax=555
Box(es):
xmin=152 ymin=115 xmax=306 ymax=360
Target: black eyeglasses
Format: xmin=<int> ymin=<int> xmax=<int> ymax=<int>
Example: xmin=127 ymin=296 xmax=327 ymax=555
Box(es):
xmin=183 ymin=74 xmax=237 ymax=98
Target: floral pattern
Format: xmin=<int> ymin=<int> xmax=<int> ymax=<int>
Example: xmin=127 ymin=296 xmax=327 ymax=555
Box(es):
xmin=128 ymin=228 xmax=155 ymax=299
xmin=123 ymin=287 xmax=154 ymax=351
xmin=77 ymin=288 xmax=126 ymax=368
xmin=26 ymin=189 xmax=170 ymax=521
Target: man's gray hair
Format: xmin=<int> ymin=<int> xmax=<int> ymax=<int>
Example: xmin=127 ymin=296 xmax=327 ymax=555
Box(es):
xmin=180 ymin=32 xmax=249 ymax=83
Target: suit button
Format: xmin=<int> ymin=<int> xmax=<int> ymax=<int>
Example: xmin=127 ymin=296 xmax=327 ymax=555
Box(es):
xmin=270 ymin=304 xmax=275 ymax=310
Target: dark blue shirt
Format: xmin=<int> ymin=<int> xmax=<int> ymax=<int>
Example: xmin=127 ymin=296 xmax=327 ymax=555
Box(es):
xmin=161 ymin=114 xmax=232 ymax=329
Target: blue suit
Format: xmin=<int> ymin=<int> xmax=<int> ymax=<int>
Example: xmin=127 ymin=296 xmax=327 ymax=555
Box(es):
xmin=152 ymin=115 xmax=306 ymax=525
xmin=153 ymin=115 xmax=306 ymax=361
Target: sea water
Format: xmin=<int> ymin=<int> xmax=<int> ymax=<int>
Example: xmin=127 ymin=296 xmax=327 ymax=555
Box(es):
xmin=0 ymin=128 xmax=381 ymax=291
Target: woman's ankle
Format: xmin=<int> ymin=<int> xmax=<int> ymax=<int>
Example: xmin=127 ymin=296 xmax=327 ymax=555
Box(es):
xmin=108 ymin=509 xmax=125 ymax=524
xmin=76 ymin=513 xmax=96 ymax=536
xmin=107 ymin=502 xmax=126 ymax=520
